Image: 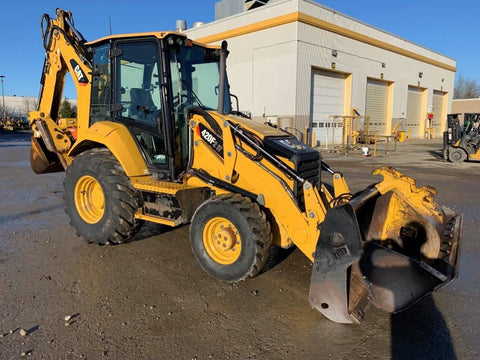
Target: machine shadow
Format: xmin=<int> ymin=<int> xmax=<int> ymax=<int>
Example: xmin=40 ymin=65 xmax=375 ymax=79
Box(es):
xmin=428 ymin=149 xmax=446 ymax=160
xmin=357 ymin=229 xmax=458 ymax=359
xmin=391 ymin=295 xmax=457 ymax=360
xmin=0 ymin=204 xmax=65 ymax=224
xmin=261 ymin=244 xmax=297 ymax=273
xmin=127 ymin=221 xmax=178 ymax=243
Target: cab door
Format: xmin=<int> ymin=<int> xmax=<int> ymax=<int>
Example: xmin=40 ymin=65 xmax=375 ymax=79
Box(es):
xmin=111 ymin=39 xmax=172 ymax=179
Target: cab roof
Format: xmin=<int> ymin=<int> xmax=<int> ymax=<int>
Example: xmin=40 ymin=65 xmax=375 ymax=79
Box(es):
xmin=86 ymin=31 xmax=219 ymax=49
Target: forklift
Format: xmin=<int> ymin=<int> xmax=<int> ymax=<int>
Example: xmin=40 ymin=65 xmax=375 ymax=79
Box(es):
xmin=444 ymin=113 xmax=480 ymax=162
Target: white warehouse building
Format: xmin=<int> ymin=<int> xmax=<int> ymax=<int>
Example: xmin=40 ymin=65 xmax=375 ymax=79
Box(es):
xmin=185 ymin=0 xmax=456 ymax=145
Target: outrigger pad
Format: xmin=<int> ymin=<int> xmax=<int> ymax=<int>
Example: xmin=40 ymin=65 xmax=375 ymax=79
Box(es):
xmin=309 ymin=203 xmax=366 ymax=324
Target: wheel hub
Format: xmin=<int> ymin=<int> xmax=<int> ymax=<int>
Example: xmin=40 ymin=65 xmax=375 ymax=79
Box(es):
xmin=74 ymin=175 xmax=105 ymax=224
xmin=215 ymin=228 xmax=237 ymax=251
xmin=203 ymin=217 xmax=242 ymax=265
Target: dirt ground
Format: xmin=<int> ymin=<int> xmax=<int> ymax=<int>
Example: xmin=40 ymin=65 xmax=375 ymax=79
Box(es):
xmin=0 ymin=131 xmax=479 ymax=360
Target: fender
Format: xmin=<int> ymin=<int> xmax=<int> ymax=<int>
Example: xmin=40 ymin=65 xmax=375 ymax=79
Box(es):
xmin=68 ymin=121 xmax=149 ymax=177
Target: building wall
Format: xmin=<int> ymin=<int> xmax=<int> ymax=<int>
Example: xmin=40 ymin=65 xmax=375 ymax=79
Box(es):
xmin=451 ymin=98 xmax=480 ymax=114
xmin=189 ymin=0 xmax=300 ymax=118
xmin=1 ymin=96 xmax=37 ymax=118
xmin=187 ymin=0 xmax=456 ymax=141
xmin=1 ymin=96 xmax=77 ymax=118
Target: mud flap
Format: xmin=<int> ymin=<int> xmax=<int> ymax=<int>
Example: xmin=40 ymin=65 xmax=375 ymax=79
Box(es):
xmin=30 ymin=136 xmax=64 ymax=174
xmin=309 ymin=203 xmax=366 ymax=324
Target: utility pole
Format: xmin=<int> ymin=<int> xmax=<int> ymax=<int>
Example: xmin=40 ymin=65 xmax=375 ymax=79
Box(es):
xmin=0 ymin=75 xmax=5 ymax=121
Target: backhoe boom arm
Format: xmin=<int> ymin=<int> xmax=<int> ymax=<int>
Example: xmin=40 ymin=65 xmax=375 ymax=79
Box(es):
xmin=29 ymin=8 xmax=93 ymax=173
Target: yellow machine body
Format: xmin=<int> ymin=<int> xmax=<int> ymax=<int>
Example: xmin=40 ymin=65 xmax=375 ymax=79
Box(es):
xmin=29 ymin=8 xmax=462 ymax=324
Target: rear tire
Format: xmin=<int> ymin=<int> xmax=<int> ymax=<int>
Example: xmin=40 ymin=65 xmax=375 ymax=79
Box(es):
xmin=448 ymin=147 xmax=467 ymax=163
xmin=64 ymin=148 xmax=142 ymax=244
xmin=190 ymin=193 xmax=272 ymax=282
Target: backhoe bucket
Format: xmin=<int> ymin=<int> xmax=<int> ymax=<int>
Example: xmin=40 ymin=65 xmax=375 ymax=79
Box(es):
xmin=30 ymin=136 xmax=64 ymax=174
xmin=309 ymin=167 xmax=462 ymax=323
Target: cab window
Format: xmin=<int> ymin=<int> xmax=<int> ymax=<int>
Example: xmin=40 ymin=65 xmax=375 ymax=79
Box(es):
xmin=90 ymin=43 xmax=111 ymax=124
xmin=114 ymin=41 xmax=166 ymax=166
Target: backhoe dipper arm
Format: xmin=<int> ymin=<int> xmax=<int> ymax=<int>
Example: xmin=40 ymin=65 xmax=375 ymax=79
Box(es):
xmin=29 ymin=8 xmax=92 ymax=171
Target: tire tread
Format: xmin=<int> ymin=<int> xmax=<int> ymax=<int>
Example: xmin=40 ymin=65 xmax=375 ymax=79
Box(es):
xmin=193 ymin=193 xmax=272 ymax=280
xmin=64 ymin=148 xmax=142 ymax=244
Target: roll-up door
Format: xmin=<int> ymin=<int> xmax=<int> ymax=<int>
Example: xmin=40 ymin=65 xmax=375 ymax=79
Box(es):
xmin=365 ymin=79 xmax=389 ymax=135
xmin=432 ymin=90 xmax=446 ymax=132
xmin=311 ymin=69 xmax=346 ymax=146
xmin=405 ymin=86 xmax=424 ymax=137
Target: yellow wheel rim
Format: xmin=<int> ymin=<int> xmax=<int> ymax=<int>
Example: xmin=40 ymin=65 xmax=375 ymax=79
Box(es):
xmin=203 ymin=217 xmax=242 ymax=265
xmin=74 ymin=175 xmax=105 ymax=224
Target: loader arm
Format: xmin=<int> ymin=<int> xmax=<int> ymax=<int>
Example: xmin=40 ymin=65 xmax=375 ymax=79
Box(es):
xmin=186 ymin=111 xmax=328 ymax=258
xmin=186 ymin=109 xmax=461 ymax=324
xmin=29 ymin=8 xmax=93 ymax=173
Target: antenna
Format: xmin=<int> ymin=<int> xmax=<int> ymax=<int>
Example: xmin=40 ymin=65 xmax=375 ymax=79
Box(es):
xmin=108 ymin=15 xmax=112 ymax=35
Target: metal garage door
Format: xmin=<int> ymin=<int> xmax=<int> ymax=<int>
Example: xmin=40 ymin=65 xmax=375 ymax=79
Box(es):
xmin=432 ymin=90 xmax=446 ymax=132
xmin=311 ymin=69 xmax=346 ymax=146
xmin=405 ymin=86 xmax=424 ymax=137
xmin=365 ymin=79 xmax=389 ymax=135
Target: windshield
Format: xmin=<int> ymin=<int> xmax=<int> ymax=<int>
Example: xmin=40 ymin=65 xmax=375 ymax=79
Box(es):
xmin=168 ymin=40 xmax=231 ymax=113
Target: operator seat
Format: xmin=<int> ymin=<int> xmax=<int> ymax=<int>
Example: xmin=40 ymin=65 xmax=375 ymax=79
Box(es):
xmin=129 ymin=88 xmax=157 ymax=126
xmin=129 ymin=88 xmax=165 ymax=164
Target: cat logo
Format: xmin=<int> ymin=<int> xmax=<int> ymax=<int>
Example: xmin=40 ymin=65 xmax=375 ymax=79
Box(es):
xmin=69 ymin=59 xmax=89 ymax=86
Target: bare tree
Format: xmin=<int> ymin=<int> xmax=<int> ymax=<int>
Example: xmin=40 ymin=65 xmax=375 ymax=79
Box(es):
xmin=0 ymin=104 xmax=12 ymax=118
xmin=22 ymin=97 xmax=39 ymax=116
xmin=454 ymin=74 xmax=480 ymax=99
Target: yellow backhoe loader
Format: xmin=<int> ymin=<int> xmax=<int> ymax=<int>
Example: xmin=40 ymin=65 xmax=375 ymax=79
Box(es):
xmin=29 ymin=9 xmax=462 ymax=323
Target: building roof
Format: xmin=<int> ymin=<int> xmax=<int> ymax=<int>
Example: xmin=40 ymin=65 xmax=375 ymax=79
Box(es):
xmin=200 ymin=0 xmax=455 ymax=71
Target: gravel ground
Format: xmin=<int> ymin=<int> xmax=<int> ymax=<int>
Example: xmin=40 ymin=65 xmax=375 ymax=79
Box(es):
xmin=0 ymin=131 xmax=478 ymax=359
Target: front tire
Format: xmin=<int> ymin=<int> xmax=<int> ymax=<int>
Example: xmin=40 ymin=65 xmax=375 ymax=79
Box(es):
xmin=190 ymin=194 xmax=272 ymax=282
xmin=448 ymin=147 xmax=467 ymax=163
xmin=64 ymin=148 xmax=142 ymax=244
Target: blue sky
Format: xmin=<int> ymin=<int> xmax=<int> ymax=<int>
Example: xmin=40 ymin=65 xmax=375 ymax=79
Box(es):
xmin=0 ymin=0 xmax=478 ymax=99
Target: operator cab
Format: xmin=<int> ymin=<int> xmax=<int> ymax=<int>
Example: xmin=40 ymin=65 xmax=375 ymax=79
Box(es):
xmin=88 ymin=33 xmax=231 ymax=181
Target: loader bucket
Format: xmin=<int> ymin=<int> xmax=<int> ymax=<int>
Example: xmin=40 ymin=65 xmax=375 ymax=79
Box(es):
xmin=309 ymin=167 xmax=462 ymax=323
xmin=30 ymin=136 xmax=64 ymax=174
